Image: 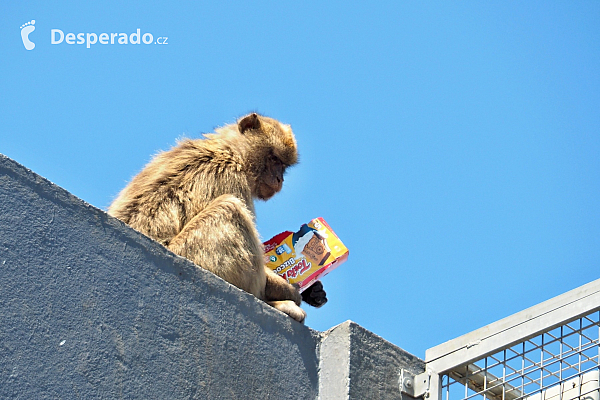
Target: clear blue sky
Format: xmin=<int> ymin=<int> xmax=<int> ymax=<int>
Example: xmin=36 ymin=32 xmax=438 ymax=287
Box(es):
xmin=2 ymin=2 xmax=599 ymax=358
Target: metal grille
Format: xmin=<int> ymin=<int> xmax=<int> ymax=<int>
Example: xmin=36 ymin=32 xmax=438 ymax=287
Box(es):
xmin=441 ymin=311 xmax=600 ymax=400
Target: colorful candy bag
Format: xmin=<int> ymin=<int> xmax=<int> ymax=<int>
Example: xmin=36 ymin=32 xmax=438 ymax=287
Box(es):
xmin=264 ymin=218 xmax=349 ymax=292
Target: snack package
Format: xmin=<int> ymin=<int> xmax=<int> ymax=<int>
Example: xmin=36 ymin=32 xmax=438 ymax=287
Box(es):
xmin=264 ymin=218 xmax=349 ymax=293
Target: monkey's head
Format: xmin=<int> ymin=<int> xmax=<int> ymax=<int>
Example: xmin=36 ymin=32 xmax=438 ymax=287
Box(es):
xmin=237 ymin=113 xmax=298 ymax=201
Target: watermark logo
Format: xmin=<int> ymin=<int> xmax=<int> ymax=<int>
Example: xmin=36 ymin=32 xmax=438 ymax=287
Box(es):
xmin=20 ymin=20 xmax=36 ymax=50
xmin=51 ymin=28 xmax=168 ymax=48
xmin=19 ymin=20 xmax=168 ymax=50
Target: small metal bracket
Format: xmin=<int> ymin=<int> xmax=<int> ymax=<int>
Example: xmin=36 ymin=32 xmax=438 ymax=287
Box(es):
xmin=400 ymin=369 xmax=432 ymax=399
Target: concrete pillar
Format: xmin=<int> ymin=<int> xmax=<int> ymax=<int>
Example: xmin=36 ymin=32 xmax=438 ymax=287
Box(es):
xmin=319 ymin=321 xmax=425 ymax=399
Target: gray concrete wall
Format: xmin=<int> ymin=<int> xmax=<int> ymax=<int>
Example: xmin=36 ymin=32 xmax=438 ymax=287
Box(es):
xmin=319 ymin=321 xmax=425 ymax=400
xmin=0 ymin=153 xmax=424 ymax=399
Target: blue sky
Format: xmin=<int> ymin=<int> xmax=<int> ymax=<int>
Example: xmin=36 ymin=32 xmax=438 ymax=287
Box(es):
xmin=2 ymin=2 xmax=599 ymax=358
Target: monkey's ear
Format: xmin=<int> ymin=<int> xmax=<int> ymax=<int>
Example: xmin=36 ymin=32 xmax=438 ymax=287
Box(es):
xmin=238 ymin=113 xmax=261 ymax=134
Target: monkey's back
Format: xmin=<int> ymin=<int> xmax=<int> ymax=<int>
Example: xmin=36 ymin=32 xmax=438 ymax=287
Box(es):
xmin=108 ymin=135 xmax=254 ymax=246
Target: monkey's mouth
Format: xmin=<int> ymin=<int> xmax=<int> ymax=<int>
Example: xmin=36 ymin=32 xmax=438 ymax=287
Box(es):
xmin=257 ymin=182 xmax=281 ymax=200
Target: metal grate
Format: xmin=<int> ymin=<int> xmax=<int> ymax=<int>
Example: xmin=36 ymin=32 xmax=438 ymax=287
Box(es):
xmin=441 ymin=311 xmax=600 ymax=400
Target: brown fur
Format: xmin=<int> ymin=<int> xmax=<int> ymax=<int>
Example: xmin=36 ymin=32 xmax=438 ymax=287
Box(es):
xmin=108 ymin=113 xmax=306 ymax=322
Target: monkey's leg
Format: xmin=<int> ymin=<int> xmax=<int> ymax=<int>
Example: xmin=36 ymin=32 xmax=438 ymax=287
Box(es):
xmin=168 ymin=195 xmax=305 ymax=322
xmin=168 ymin=194 xmax=265 ymax=297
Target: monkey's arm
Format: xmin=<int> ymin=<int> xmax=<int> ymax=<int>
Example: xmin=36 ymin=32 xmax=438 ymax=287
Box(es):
xmin=264 ymin=267 xmax=302 ymax=306
xmin=301 ymin=281 xmax=328 ymax=308
xmin=264 ymin=269 xmax=306 ymax=322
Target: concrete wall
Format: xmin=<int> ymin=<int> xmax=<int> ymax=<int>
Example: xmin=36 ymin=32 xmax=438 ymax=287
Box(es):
xmin=0 ymin=153 xmax=424 ymax=399
xmin=319 ymin=321 xmax=425 ymax=399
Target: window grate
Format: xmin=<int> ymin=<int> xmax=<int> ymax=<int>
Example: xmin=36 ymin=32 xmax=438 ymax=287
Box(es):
xmin=442 ymin=311 xmax=600 ymax=400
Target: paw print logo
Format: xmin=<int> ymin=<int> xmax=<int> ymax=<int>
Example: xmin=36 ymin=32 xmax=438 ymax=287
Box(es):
xmin=20 ymin=20 xmax=36 ymax=50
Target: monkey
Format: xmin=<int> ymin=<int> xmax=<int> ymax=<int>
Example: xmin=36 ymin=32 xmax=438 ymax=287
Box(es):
xmin=108 ymin=113 xmax=326 ymax=323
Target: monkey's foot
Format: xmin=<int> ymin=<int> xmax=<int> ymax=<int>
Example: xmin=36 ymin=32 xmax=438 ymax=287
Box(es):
xmin=268 ymin=300 xmax=306 ymax=323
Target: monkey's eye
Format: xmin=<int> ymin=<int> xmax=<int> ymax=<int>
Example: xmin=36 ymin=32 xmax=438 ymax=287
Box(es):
xmin=270 ymin=155 xmax=284 ymax=167
xmin=268 ymin=156 xmax=286 ymax=178
xmin=278 ymin=159 xmax=289 ymax=174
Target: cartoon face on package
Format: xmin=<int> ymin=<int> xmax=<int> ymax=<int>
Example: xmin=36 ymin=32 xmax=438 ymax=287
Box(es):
xmin=264 ymin=218 xmax=349 ymax=293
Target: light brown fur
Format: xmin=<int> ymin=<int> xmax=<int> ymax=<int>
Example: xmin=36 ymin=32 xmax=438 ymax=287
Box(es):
xmin=108 ymin=113 xmax=306 ymax=322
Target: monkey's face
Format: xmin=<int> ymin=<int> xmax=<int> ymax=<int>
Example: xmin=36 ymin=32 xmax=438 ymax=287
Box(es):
xmin=256 ymin=156 xmax=285 ymax=200
xmin=237 ymin=113 xmax=298 ymax=201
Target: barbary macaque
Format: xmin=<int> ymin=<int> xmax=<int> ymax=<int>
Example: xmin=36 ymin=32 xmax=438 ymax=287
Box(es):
xmin=109 ymin=113 xmax=327 ymax=322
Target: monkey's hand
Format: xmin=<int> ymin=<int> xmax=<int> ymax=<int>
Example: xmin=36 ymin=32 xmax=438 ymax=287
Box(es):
xmin=301 ymin=281 xmax=327 ymax=308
